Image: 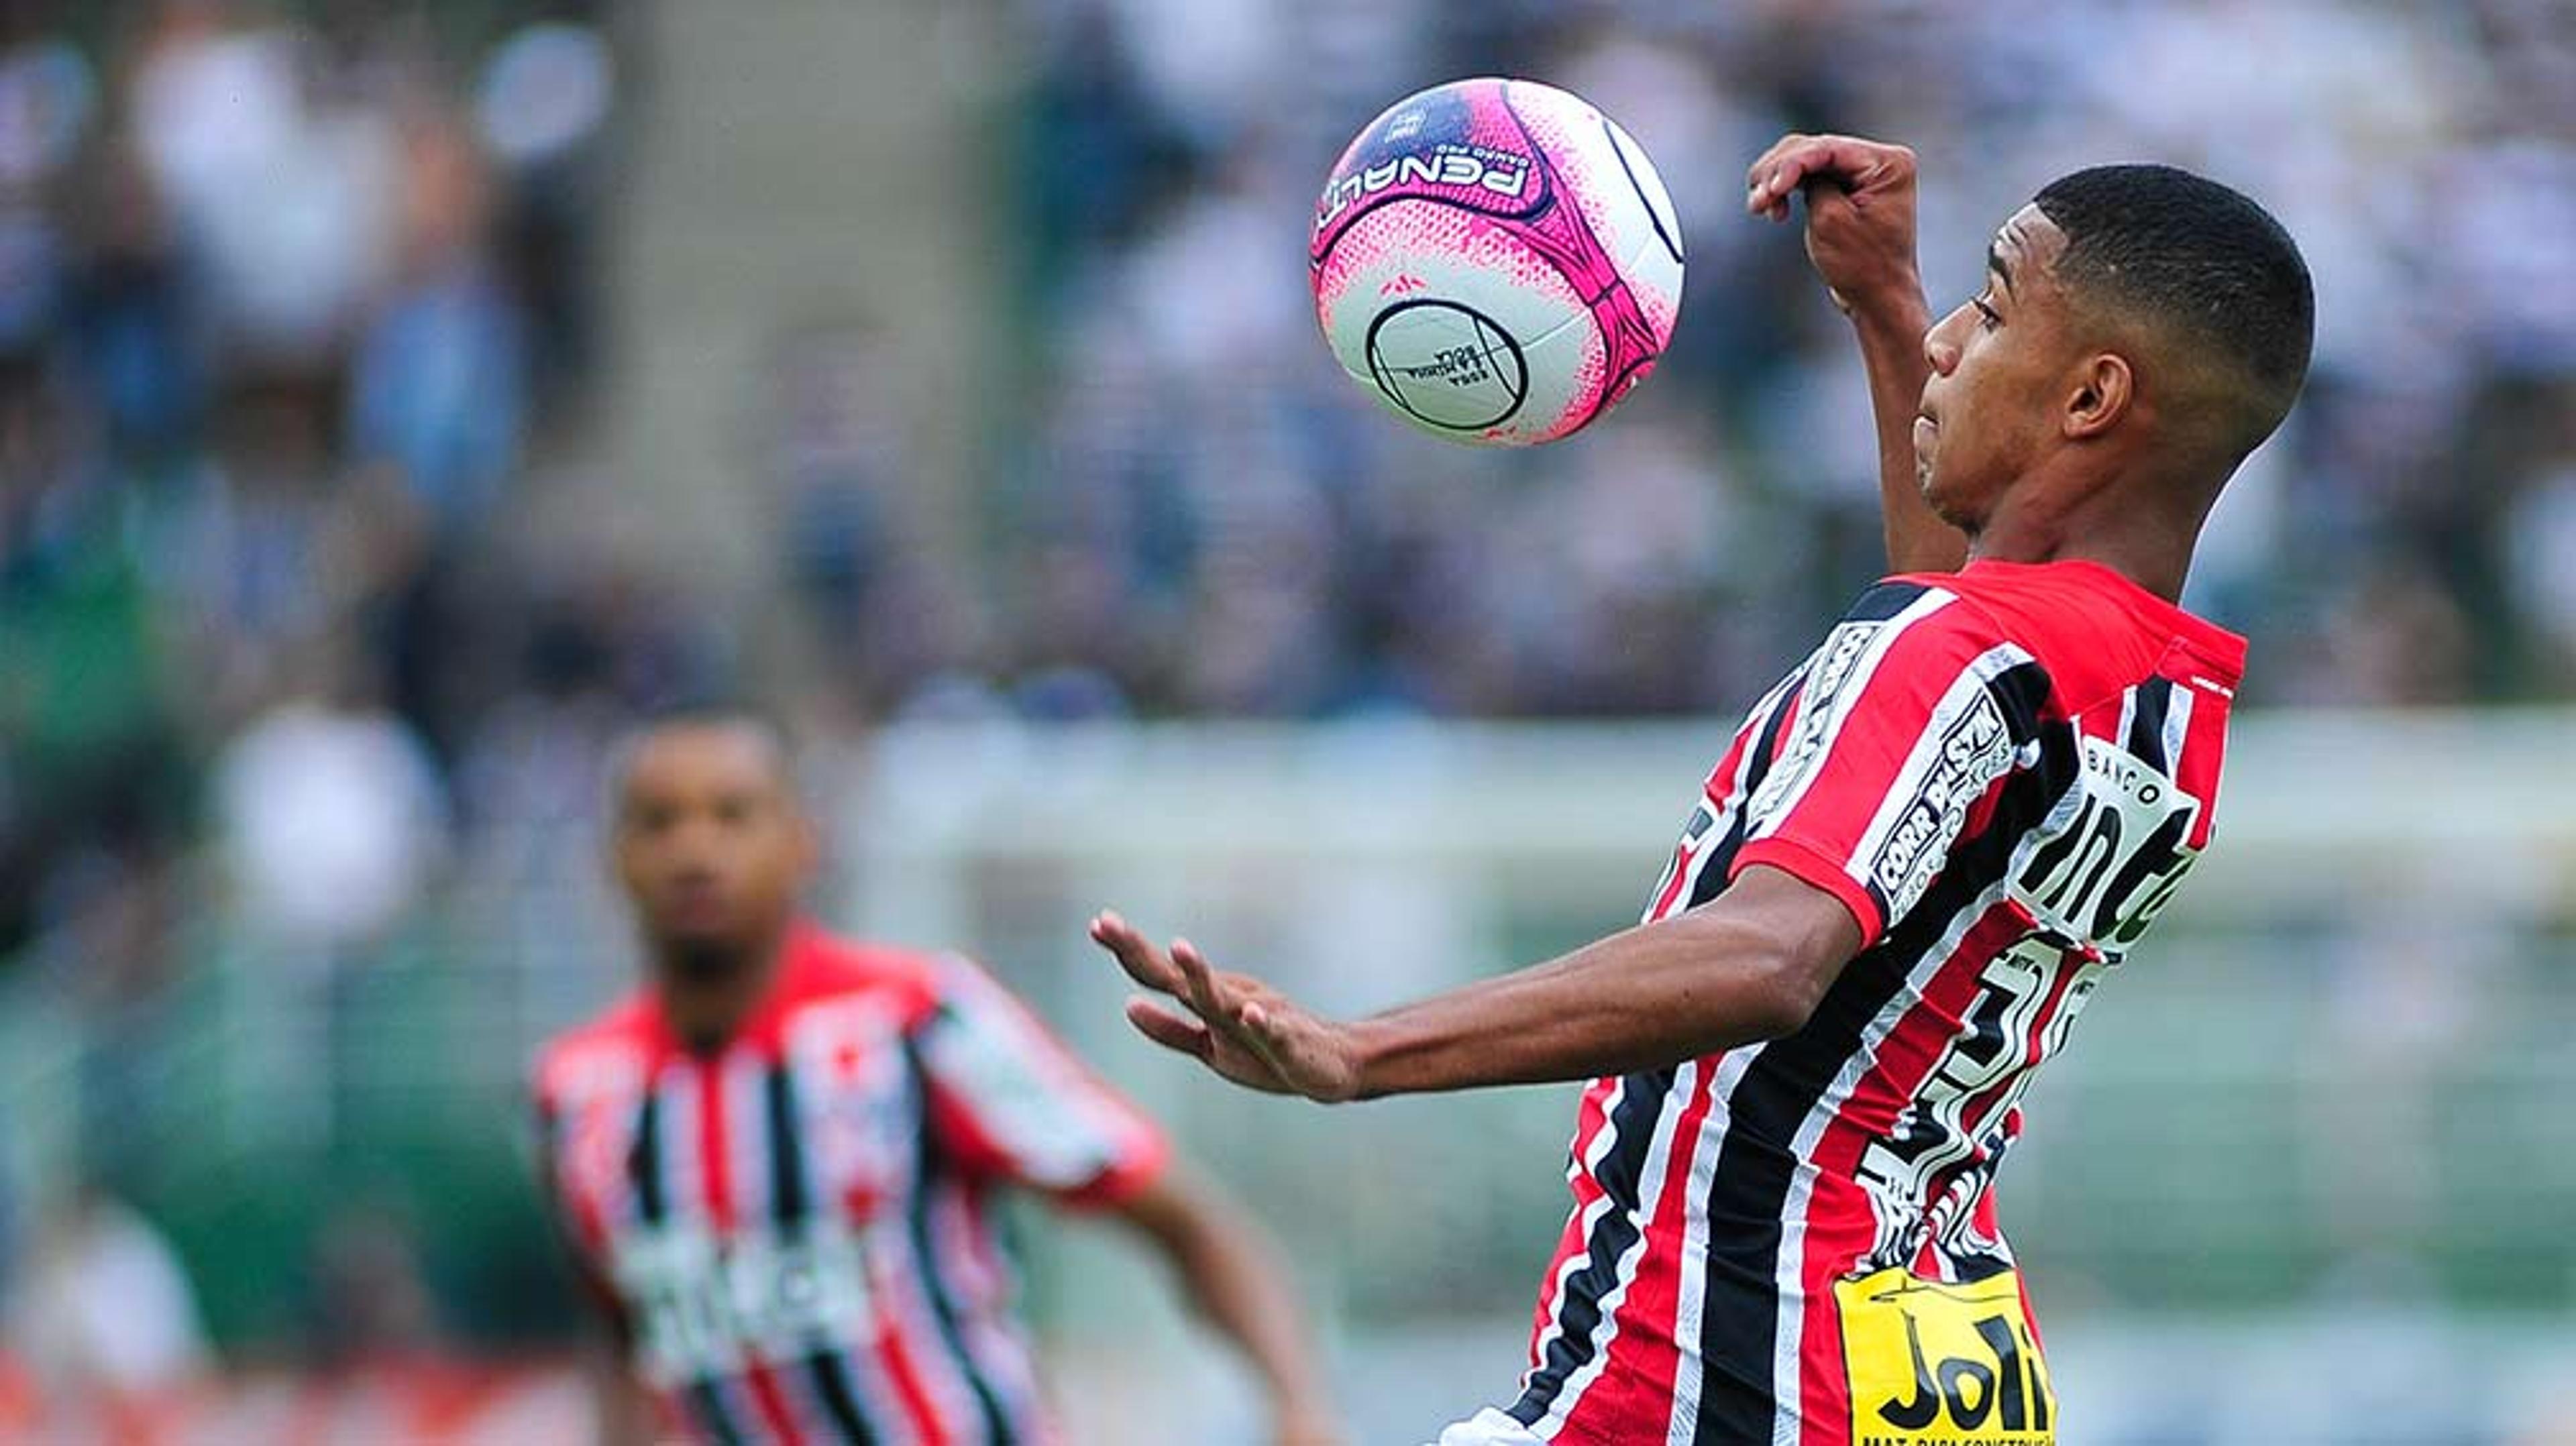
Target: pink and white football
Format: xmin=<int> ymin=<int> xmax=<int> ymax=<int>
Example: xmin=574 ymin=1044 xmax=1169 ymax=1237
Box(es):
xmin=1310 ymin=77 xmax=1685 ymax=447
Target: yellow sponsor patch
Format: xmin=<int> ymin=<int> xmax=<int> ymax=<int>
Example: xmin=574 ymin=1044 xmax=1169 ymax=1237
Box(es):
xmin=1836 ymin=1267 xmax=2055 ymax=1445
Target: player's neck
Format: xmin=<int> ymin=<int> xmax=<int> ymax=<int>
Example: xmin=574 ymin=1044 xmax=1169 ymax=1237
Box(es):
xmin=655 ymin=926 xmax=792 ymax=1054
xmin=1970 ymin=471 xmax=2198 ymax=604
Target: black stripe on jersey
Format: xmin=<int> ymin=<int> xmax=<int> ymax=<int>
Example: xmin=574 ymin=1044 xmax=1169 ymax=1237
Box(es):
xmin=2017 ymin=666 xmax=2133 ymax=907
xmin=688 ymin=1385 xmax=752 ymax=1446
xmin=766 ymin=1065 xmax=808 ymax=1220
xmin=631 ymin=1078 xmax=753 ymax=1446
xmin=1843 ymin=579 xmax=1935 ymax=622
xmin=1687 ymin=659 xmax=2055 ymax=1445
xmin=1679 ymin=675 xmax=1801 ymax=913
xmin=2125 ymin=676 xmax=2175 ymax=771
xmin=904 ymin=1037 xmax=1018 ymax=1445
xmin=631 ymin=1085 xmax=665 ymax=1223
xmin=1507 ymin=1066 xmax=1675 ymax=1429
xmin=764 ymin=1062 xmax=882 ymax=1445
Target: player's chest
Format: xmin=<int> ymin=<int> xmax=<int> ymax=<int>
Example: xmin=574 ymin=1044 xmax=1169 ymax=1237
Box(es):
xmin=554 ymin=1002 xmax=930 ymax=1239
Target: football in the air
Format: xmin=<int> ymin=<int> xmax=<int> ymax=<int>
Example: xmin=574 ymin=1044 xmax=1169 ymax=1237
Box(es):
xmin=1309 ymin=76 xmax=1685 ymax=447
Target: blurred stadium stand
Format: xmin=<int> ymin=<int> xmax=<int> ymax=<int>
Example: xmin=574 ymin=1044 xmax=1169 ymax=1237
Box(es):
xmin=4 ymin=0 xmax=2575 ymax=1441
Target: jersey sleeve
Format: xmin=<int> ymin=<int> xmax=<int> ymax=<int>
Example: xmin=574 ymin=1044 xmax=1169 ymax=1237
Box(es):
xmin=912 ymin=954 xmax=1171 ymax=1210
xmin=527 ymin=1054 xmax=631 ymax=1336
xmin=1728 ymin=584 xmax=2037 ymax=948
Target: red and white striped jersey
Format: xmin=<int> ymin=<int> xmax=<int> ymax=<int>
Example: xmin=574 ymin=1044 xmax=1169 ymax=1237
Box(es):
xmin=531 ymin=924 xmax=1168 ymax=1446
xmin=1501 ymin=559 xmax=2245 ymax=1444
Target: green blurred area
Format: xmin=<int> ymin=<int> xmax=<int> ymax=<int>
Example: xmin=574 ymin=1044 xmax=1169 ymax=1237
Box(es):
xmin=3 ymin=915 xmax=580 ymax=1355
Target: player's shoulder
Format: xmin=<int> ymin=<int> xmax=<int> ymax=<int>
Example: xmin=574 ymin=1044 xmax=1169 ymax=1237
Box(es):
xmin=777 ymin=924 xmax=951 ymax=1019
xmin=1835 ymin=570 xmax=2024 ymax=663
xmin=1846 ymin=572 xmax=1994 ymax=629
xmin=531 ymin=993 xmax=657 ymax=1106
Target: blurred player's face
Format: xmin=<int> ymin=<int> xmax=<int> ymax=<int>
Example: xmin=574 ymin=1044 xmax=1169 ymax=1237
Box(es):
xmin=1914 ymin=207 xmax=2082 ymax=532
xmin=612 ymin=724 xmax=816 ymax=980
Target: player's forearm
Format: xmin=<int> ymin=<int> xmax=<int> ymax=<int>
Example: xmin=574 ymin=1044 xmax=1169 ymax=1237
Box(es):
xmin=1346 ymin=903 xmax=1837 ymax=1099
xmin=1849 ymin=290 xmax=1966 ymax=574
xmin=1184 ymin=1222 xmax=1332 ymax=1418
xmin=1132 ymin=1175 xmax=1337 ymax=1431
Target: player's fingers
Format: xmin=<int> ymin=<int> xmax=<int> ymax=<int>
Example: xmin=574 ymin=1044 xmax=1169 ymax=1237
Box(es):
xmin=1752 ymin=134 xmax=1907 ymax=211
xmin=1748 ymin=137 xmax=1822 ymax=214
xmin=1746 ymin=131 xmax=1835 ymax=184
xmin=1126 ymin=996 xmax=1215 ymax=1058
xmin=1170 ymin=938 xmax=1242 ymax=1032
xmin=1805 ymin=138 xmax=1913 ymax=203
xmin=1091 ymin=911 xmax=1184 ymax=995
xmin=1230 ymin=999 xmax=1308 ymax=1090
xmin=1745 ymin=132 xmax=1804 ymax=209
xmin=1751 ymin=134 xmax=1853 ymax=202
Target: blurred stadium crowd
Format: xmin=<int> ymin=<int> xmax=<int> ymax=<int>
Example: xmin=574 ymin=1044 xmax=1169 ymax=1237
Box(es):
xmin=0 ymin=0 xmax=637 ymax=978
xmin=12 ymin=0 xmax=2576 ymax=975
xmin=3 ymin=0 xmax=2575 ymax=1433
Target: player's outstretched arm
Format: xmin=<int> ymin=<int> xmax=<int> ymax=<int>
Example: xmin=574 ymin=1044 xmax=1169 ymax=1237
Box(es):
xmin=1089 ymin=864 xmax=1860 ymax=1102
xmin=1112 ymin=1166 xmax=1344 ymax=1446
xmin=1747 ymin=132 xmax=1968 ymax=575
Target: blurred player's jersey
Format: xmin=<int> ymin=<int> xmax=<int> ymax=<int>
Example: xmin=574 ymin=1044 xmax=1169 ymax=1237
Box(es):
xmin=1503 ymin=559 xmax=2243 ymax=1445
xmin=532 ymin=924 xmax=1167 ymax=1446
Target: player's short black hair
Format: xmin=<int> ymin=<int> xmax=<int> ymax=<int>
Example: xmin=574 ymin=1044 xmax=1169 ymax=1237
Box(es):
xmin=629 ymin=696 xmax=794 ymax=748
xmin=605 ymin=698 xmax=800 ymax=803
xmin=2033 ymin=164 xmax=2314 ymax=457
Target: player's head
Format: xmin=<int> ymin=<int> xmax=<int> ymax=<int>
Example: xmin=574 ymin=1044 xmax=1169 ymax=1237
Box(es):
xmin=1915 ymin=164 xmax=2313 ymax=535
xmin=608 ymin=704 xmax=816 ymax=987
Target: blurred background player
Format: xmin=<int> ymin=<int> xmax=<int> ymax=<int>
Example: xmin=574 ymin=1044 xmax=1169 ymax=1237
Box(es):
xmin=1093 ymin=133 xmax=2312 ymax=1443
xmin=533 ymin=708 xmax=1339 ymax=1445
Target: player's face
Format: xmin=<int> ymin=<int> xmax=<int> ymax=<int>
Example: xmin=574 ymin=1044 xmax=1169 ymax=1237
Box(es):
xmin=612 ymin=724 xmax=816 ymax=970
xmin=1914 ymin=207 xmax=2080 ymax=531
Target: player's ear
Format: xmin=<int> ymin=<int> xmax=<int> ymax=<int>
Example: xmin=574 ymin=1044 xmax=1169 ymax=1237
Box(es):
xmin=2062 ymin=351 xmax=2133 ymax=441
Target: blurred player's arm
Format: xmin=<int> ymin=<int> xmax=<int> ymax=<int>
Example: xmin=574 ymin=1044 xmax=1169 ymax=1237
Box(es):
xmin=1110 ymin=1166 xmax=1343 ymax=1446
xmin=1091 ymin=862 xmax=1858 ymax=1102
xmin=532 ymin=1093 xmax=669 ymax=1446
xmin=914 ymin=957 xmax=1341 ymax=1442
xmin=581 ymin=1324 xmax=666 ymax=1446
xmin=539 ymin=1210 xmax=665 ymax=1444
xmin=554 ymin=1223 xmax=667 ymax=1445
xmin=1747 ymin=132 xmax=1968 ymax=575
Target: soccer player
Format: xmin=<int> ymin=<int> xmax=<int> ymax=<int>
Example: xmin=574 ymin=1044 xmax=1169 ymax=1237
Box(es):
xmin=1091 ymin=133 xmax=2313 ymax=1443
xmin=532 ymin=709 xmax=1338 ymax=1445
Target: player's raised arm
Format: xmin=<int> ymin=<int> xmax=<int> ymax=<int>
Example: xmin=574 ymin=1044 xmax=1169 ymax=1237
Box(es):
xmin=1091 ymin=867 xmax=1862 ymax=1101
xmin=1748 ymin=133 xmax=1968 ymax=575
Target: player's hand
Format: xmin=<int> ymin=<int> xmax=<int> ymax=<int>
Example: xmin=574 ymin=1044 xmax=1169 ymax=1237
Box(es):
xmin=1745 ymin=132 xmax=1924 ymax=321
xmin=1089 ymin=911 xmax=1363 ymax=1104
